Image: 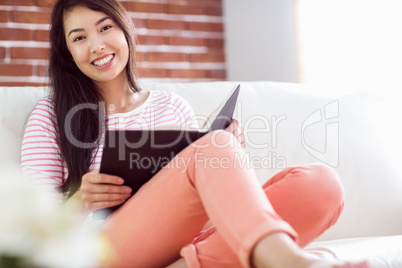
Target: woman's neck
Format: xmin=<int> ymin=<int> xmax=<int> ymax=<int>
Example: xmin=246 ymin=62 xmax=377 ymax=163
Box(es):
xmin=94 ymin=75 xmax=147 ymax=115
xmin=95 ymin=75 xmax=136 ymax=113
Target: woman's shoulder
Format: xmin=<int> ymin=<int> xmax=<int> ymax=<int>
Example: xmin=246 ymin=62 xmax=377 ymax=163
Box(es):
xmin=34 ymin=96 xmax=55 ymax=110
xmin=28 ymin=96 xmax=57 ymax=124
xmin=148 ymin=90 xmax=186 ymax=106
xmin=149 ymin=90 xmax=176 ymax=99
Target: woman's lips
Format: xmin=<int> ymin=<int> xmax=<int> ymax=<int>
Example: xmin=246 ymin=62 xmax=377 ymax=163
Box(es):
xmin=92 ymin=54 xmax=115 ymax=67
xmin=91 ymin=54 xmax=115 ymax=70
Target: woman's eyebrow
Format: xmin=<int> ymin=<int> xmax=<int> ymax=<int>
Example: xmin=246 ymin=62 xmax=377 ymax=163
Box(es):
xmin=67 ymin=16 xmax=112 ymax=37
xmin=95 ymin=16 xmax=112 ymax=26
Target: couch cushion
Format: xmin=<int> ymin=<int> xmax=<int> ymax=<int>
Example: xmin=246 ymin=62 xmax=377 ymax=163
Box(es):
xmin=0 ymin=87 xmax=49 ymax=170
xmin=306 ymin=235 xmax=402 ymax=268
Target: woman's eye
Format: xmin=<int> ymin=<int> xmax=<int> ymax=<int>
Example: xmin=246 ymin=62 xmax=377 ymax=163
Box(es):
xmin=73 ymin=36 xmax=85 ymax=42
xmin=101 ymin=25 xmax=112 ymax=32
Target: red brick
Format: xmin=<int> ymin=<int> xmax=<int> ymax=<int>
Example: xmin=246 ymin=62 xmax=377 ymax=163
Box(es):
xmin=168 ymin=36 xmax=205 ymax=47
xmin=138 ymin=68 xmax=168 ymax=78
xmin=132 ymin=18 xmax=147 ymax=29
xmin=0 ymin=11 xmax=8 ymax=23
xmin=170 ymin=69 xmax=207 ymax=78
xmin=148 ymin=19 xmax=185 ymax=30
xmin=0 ymin=47 xmax=6 ymax=59
xmin=199 ymin=0 xmax=222 ymax=3
xmin=0 ymin=0 xmax=34 ymax=5
xmin=187 ymin=0 xmax=221 ymax=6
xmin=137 ymin=35 xmax=165 ymax=45
xmin=0 ymin=82 xmax=50 ymax=87
xmin=149 ymin=52 xmax=187 ymax=62
xmin=12 ymin=11 xmax=51 ymax=24
xmin=207 ymin=38 xmax=224 ymax=48
xmin=208 ymin=69 xmax=226 ymax=79
xmin=11 ymin=47 xmax=49 ymax=60
xmin=190 ymin=52 xmax=225 ymax=62
xmin=0 ymin=28 xmax=32 ymax=41
xmin=207 ymin=6 xmax=223 ymax=16
xmin=126 ymin=2 xmax=166 ymax=13
xmin=0 ymin=64 xmax=34 ymax=76
xmin=120 ymin=1 xmax=128 ymax=10
xmin=36 ymin=29 xmax=49 ymax=42
xmin=37 ymin=65 xmax=48 ymax=76
xmin=167 ymin=4 xmax=205 ymax=15
xmin=188 ymin=21 xmax=223 ymax=32
xmin=34 ymin=0 xmax=56 ymax=7
xmin=135 ymin=51 xmax=147 ymax=62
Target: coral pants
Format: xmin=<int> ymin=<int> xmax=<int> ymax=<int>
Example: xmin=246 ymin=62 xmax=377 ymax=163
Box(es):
xmin=104 ymin=130 xmax=344 ymax=268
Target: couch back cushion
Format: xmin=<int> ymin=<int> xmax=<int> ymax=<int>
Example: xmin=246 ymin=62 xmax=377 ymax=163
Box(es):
xmin=0 ymin=87 xmax=49 ymax=170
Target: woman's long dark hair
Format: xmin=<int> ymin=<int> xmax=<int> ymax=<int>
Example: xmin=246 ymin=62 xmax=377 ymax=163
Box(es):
xmin=49 ymin=0 xmax=140 ymax=197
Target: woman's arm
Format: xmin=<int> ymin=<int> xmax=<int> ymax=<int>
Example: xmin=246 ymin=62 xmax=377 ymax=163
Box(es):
xmin=21 ymin=98 xmax=66 ymax=203
xmin=21 ymin=99 xmax=131 ymax=217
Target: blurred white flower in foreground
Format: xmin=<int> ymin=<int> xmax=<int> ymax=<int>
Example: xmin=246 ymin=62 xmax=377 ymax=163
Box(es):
xmin=0 ymin=168 xmax=106 ymax=268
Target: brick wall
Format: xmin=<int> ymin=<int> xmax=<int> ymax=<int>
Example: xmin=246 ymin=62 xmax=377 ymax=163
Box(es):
xmin=0 ymin=0 xmax=225 ymax=86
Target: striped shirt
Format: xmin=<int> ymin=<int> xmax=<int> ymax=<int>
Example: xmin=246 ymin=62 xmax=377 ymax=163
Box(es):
xmin=21 ymin=91 xmax=198 ymax=202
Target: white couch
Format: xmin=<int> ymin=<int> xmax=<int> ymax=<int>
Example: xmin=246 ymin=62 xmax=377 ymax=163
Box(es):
xmin=1 ymin=81 xmax=402 ymax=267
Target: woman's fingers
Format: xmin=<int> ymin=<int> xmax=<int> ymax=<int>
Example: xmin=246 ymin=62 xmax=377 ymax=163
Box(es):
xmin=81 ymin=180 xmax=131 ymax=194
xmin=81 ymin=188 xmax=132 ymax=210
xmin=86 ymin=171 xmax=125 ymax=185
xmin=84 ymin=191 xmax=131 ymax=203
xmin=237 ymin=125 xmax=246 ymax=149
xmin=81 ymin=189 xmax=132 ymax=210
xmin=80 ymin=171 xmax=132 ymax=211
xmin=226 ymin=118 xmax=239 ymax=133
xmin=226 ymin=118 xmax=246 ymax=148
xmin=86 ymin=199 xmax=128 ymax=211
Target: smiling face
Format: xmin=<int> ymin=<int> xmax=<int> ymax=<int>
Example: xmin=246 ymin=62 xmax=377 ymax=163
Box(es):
xmin=64 ymin=5 xmax=129 ymax=86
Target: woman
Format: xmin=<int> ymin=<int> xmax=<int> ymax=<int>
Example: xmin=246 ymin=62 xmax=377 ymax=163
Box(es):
xmin=21 ymin=0 xmax=368 ymax=267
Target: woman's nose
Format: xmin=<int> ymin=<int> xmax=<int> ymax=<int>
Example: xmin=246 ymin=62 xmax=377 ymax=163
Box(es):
xmin=90 ymin=36 xmax=105 ymax=53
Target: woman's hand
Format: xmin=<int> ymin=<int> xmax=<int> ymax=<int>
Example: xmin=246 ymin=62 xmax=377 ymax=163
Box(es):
xmin=226 ymin=118 xmax=246 ymax=148
xmin=79 ymin=169 xmax=132 ymax=212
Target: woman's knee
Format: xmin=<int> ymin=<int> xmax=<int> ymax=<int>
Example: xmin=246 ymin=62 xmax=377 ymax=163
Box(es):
xmin=270 ymin=163 xmax=344 ymax=207
xmin=191 ymin=130 xmax=242 ymax=156
xmin=272 ymin=163 xmax=344 ymax=246
xmin=302 ymin=163 xmax=345 ymax=229
xmin=200 ymin=129 xmax=240 ymax=147
xmin=308 ymin=163 xmax=344 ymax=206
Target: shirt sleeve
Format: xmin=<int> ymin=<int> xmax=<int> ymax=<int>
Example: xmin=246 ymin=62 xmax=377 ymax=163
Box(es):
xmin=21 ymin=98 xmax=65 ymax=203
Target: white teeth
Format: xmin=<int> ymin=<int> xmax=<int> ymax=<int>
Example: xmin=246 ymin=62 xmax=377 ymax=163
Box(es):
xmin=93 ymin=54 xmax=114 ymax=67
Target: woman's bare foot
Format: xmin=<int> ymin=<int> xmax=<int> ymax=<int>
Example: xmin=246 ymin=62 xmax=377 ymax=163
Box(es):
xmin=252 ymin=232 xmax=369 ymax=268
